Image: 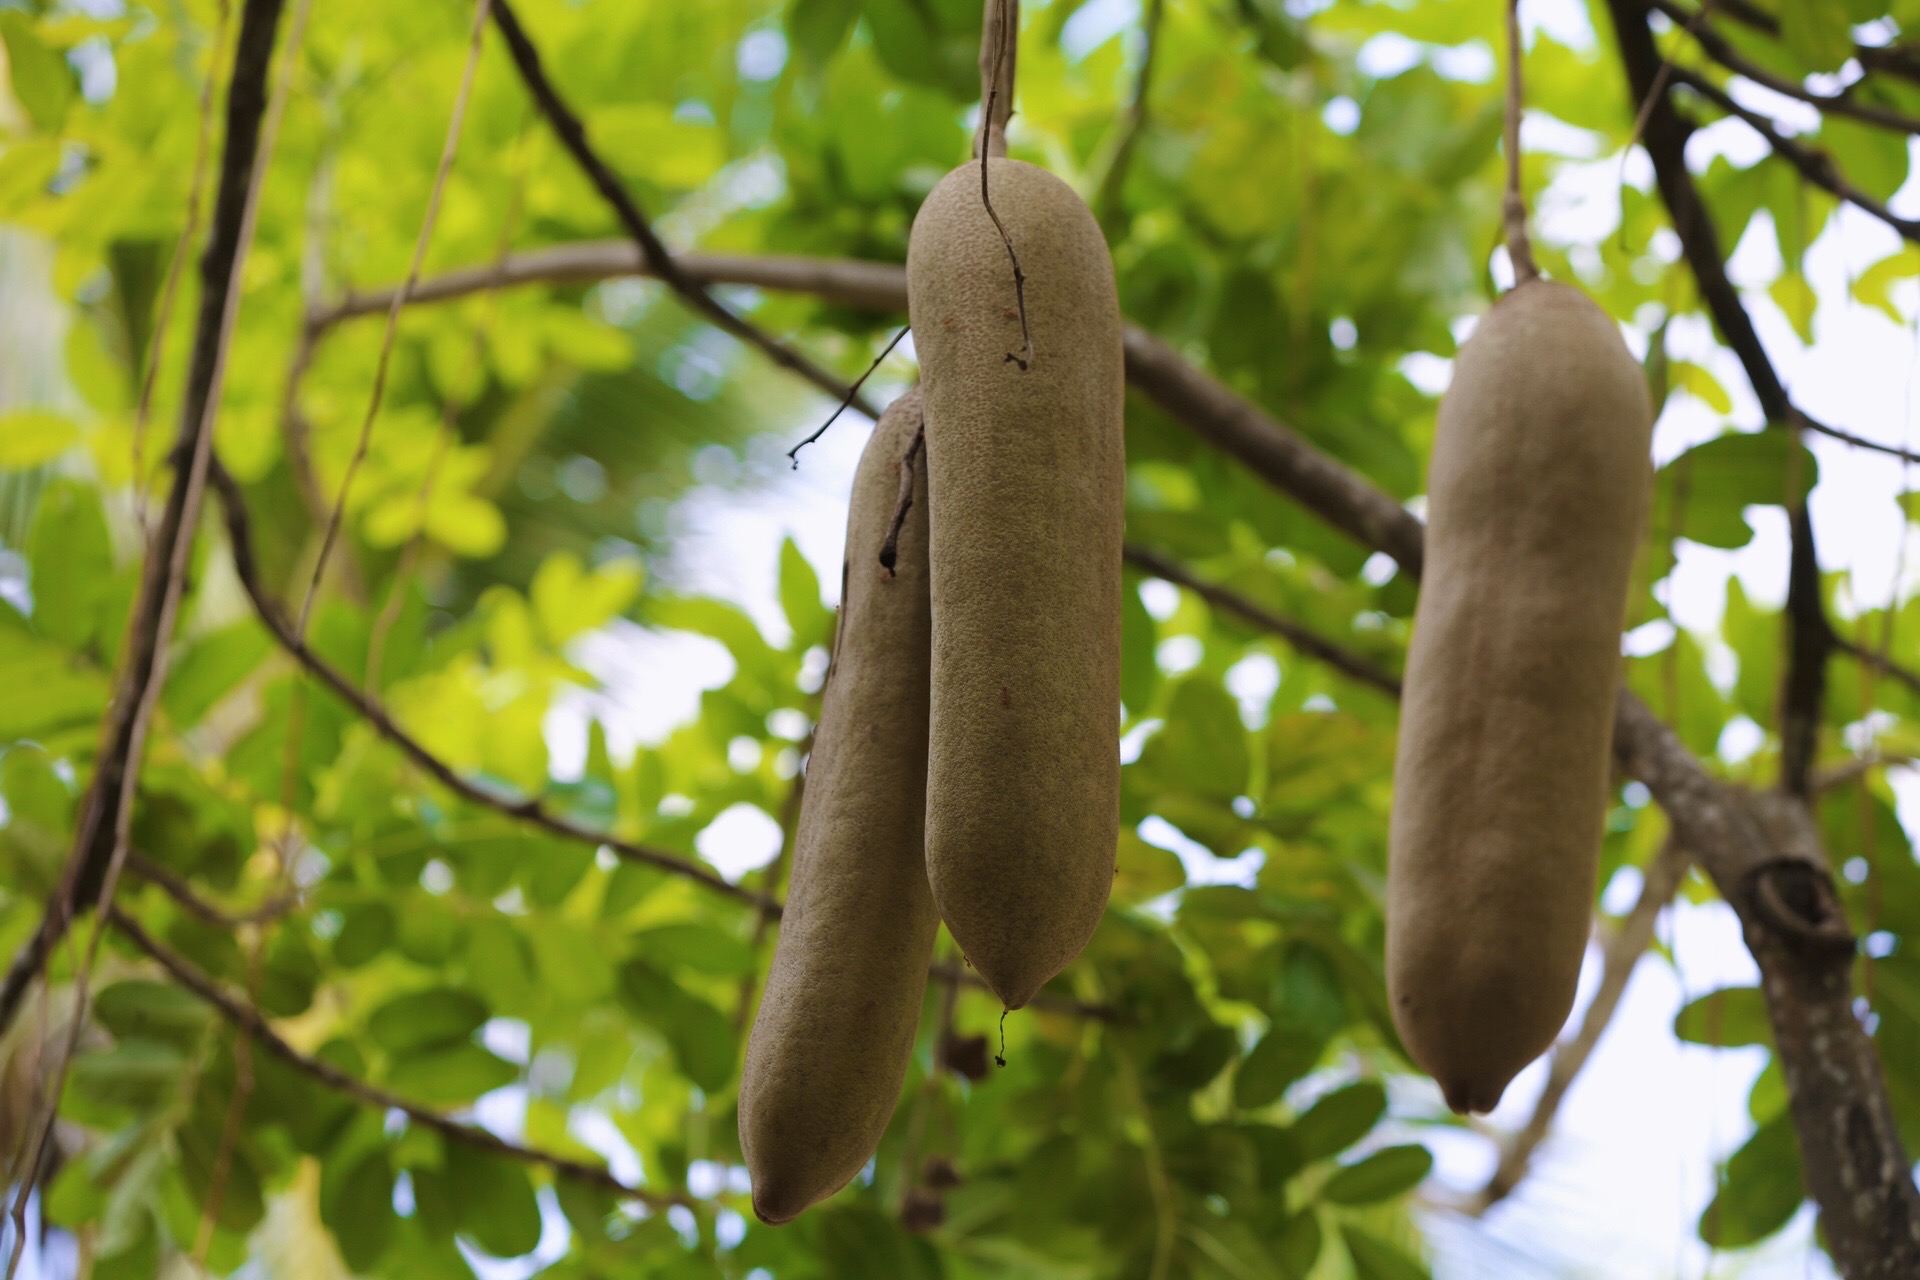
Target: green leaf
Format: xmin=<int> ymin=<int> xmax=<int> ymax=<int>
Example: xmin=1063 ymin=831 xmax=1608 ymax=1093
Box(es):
xmin=1234 ymin=1028 xmax=1323 ymax=1111
xmin=1673 ymin=986 xmax=1773 ymax=1048
xmin=385 ymin=1043 xmax=519 ymax=1105
xmin=1779 ymin=0 xmax=1856 ymax=72
xmin=1342 ymin=1226 xmax=1431 ymax=1280
xmin=1289 ymin=1081 xmax=1386 ymax=1163
xmin=29 ymin=478 xmax=112 ymax=649
xmin=617 ymin=960 xmax=738 ymax=1091
xmin=532 ymin=551 xmax=643 ymax=646
xmin=1320 ymin=1144 xmax=1432 ymax=1204
xmin=322 ymin=1149 xmax=395 ymax=1272
xmin=1655 ymin=430 xmax=1816 ymax=550
xmin=368 ymin=988 xmax=490 ymax=1056
xmin=630 ymin=923 xmax=754 ymax=976
xmin=1770 ymin=272 xmax=1816 ymax=344
xmin=444 ymin=1147 xmax=543 ymax=1258
xmin=1138 ymin=676 xmax=1250 ymax=803
xmin=93 ymin=980 xmax=211 ymax=1049
xmin=778 ymin=537 xmax=828 ymax=651
xmin=789 ymin=0 xmax=860 ymax=65
xmin=1121 ymin=572 xmax=1159 ymax=715
xmin=1697 ymin=1112 xmax=1803 ymax=1248
xmin=162 ymin=623 xmax=271 ymax=728
xmin=0 ymin=410 xmax=79 ymax=468
xmin=0 ymin=14 xmax=73 ymax=132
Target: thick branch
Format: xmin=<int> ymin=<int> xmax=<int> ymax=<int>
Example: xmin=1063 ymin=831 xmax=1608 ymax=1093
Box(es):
xmin=1648 ymin=0 xmax=1920 ymax=136
xmin=205 ymin=461 xmax=776 ymax=914
xmin=486 ymin=0 xmax=871 ymax=416
xmin=109 ymin=908 xmax=683 ymax=1208
xmin=0 ymin=0 xmax=288 ymax=1041
xmin=1470 ymin=840 xmax=1691 ymax=1213
xmin=1122 ymin=544 xmax=1402 ymax=697
xmin=1607 ymin=3 xmax=1920 ymax=1270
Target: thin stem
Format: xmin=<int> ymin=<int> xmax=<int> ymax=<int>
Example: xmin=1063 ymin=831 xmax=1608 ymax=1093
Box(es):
xmin=787 ymin=325 xmax=911 ymax=466
xmin=298 ymin=0 xmax=491 ymax=639
xmin=878 ymin=418 xmax=926 ymax=576
xmin=132 ymin=0 xmax=233 ymax=538
xmin=208 ymin=461 xmax=779 ymax=913
xmin=109 ymin=907 xmax=687 ymax=1209
xmin=488 ymin=0 xmax=870 ymax=414
xmin=1503 ymin=0 xmax=1539 ymax=284
xmin=976 ymin=0 xmax=1032 ymax=369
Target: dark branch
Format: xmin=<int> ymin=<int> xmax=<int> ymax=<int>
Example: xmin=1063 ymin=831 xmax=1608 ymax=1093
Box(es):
xmin=486 ymin=0 xmax=872 ymax=416
xmin=1122 ymin=544 xmax=1402 ymax=698
xmin=1648 ymin=0 xmax=1920 ymax=136
xmin=129 ymin=852 xmax=296 ymax=928
xmin=109 ymin=907 xmax=685 ymax=1208
xmin=205 ymin=461 xmax=777 ymax=915
xmin=788 ymin=325 xmax=910 ymax=466
xmin=1700 ymin=0 xmax=1920 ymax=89
xmin=1667 ymin=67 xmax=1920 ymax=244
xmin=1606 ymin=4 xmax=1920 ymax=1270
xmin=1834 ymin=634 xmax=1920 ymax=699
xmin=1781 ymin=504 xmax=1833 ymax=797
xmin=0 ymin=0 xmax=289 ymax=1042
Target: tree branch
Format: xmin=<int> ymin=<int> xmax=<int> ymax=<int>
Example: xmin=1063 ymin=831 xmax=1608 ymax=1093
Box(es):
xmin=128 ymin=852 xmax=296 ymax=929
xmin=204 ymin=460 xmax=777 ymax=915
xmin=107 ymin=907 xmax=685 ymax=1208
xmin=485 ymin=0 xmax=872 ymax=416
xmin=1121 ymin=544 xmax=1402 ymax=697
xmin=1092 ymin=0 xmax=1165 ymax=222
xmin=1606 ymin=3 xmax=1920 ymax=1270
xmin=1699 ymin=0 xmax=1920 ymax=90
xmin=1647 ymin=0 xmax=1920 ymax=136
xmin=1667 ymin=66 xmax=1920 ymax=244
xmin=0 ymin=0 xmax=288 ymax=1043
xmin=1834 ymin=634 xmax=1920 ymax=699
xmin=1468 ymin=840 xmax=1691 ymax=1213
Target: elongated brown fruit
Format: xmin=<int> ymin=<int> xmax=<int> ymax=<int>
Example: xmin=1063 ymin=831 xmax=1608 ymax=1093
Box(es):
xmin=737 ymin=390 xmax=938 ymax=1224
xmin=1387 ymin=279 xmax=1654 ymax=1115
xmin=906 ymin=159 xmax=1124 ymax=1011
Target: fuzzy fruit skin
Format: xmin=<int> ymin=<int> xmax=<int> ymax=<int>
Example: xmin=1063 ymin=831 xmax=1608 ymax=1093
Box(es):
xmin=906 ymin=159 xmax=1125 ymax=1011
xmin=1387 ymin=280 xmax=1653 ymax=1115
xmin=737 ymin=390 xmax=938 ymax=1225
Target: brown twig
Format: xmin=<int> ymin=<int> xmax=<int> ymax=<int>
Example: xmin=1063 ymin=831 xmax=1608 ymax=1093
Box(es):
xmin=1668 ymin=67 xmax=1920 ymax=245
xmin=878 ymin=417 xmax=926 ymax=577
xmin=128 ymin=852 xmax=297 ymax=929
xmin=1834 ymin=634 xmax=1920 ymax=699
xmin=1502 ymin=0 xmax=1540 ymax=284
xmin=1468 ymin=840 xmax=1691 ymax=1213
xmin=298 ymin=0 xmax=491 ymax=639
xmin=107 ymin=907 xmax=686 ymax=1209
xmin=131 ymin=0 xmax=233 ymax=537
xmin=1093 ymin=0 xmax=1165 ymax=223
xmin=1122 ymin=544 xmax=1402 ymax=697
xmin=976 ymin=0 xmax=1033 ymax=370
xmin=1647 ymin=0 xmax=1920 ymax=136
xmin=487 ymin=0 xmax=869 ymax=415
xmin=786 ymin=325 xmax=911 ymax=467
xmin=205 ymin=461 xmax=775 ymax=913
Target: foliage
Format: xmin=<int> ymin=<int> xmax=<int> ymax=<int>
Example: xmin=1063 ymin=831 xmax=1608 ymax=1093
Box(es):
xmin=0 ymin=0 xmax=1917 ymax=1275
